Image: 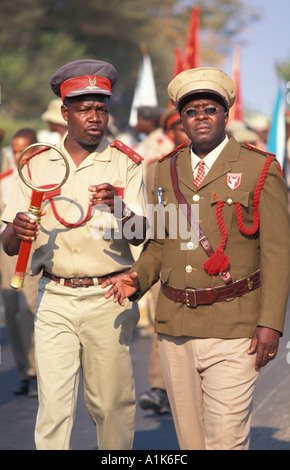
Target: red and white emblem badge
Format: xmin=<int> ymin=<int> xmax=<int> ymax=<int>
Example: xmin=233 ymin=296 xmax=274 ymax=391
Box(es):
xmin=227 ymin=173 xmax=242 ymax=190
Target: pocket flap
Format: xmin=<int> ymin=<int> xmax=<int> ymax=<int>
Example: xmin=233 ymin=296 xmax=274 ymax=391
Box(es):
xmin=210 ymin=189 xmax=249 ymax=207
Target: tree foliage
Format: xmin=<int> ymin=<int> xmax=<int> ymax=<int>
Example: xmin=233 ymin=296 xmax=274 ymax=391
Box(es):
xmin=0 ymin=0 xmax=258 ymax=128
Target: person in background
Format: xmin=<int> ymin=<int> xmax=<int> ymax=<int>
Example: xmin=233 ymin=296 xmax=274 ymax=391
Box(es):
xmin=226 ymin=120 xmax=258 ymax=146
xmin=0 ymin=128 xmax=40 ymax=396
xmin=134 ymin=106 xmax=173 ymax=166
xmin=38 ymin=98 xmax=67 ymax=144
xmin=0 ymin=127 xmax=13 ymax=173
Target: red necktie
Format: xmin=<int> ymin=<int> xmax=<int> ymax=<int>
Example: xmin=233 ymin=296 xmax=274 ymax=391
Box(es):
xmin=194 ymin=160 xmax=205 ymax=189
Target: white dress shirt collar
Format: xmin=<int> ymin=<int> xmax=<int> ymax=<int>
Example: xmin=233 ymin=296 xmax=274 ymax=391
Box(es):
xmin=190 ymin=135 xmax=229 ymax=173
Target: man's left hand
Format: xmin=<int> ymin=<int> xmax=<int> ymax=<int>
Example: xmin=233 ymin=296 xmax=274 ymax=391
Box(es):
xmin=248 ymin=326 xmax=280 ymax=370
xmin=89 ymin=182 xmax=120 ymax=213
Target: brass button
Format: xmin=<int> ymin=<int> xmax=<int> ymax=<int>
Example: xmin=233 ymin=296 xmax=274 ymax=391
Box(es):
xmin=227 ymin=197 xmax=233 ymax=205
xmin=185 ymin=265 xmax=193 ymax=273
xmin=193 ymin=194 xmax=200 ymax=202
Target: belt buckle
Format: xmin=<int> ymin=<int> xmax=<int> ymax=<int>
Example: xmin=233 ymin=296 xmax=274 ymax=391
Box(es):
xmin=185 ymin=288 xmax=197 ymax=308
xmin=71 ymin=278 xmax=81 ymax=288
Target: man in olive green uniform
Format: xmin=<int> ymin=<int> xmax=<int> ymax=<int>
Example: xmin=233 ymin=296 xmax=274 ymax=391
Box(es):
xmin=102 ymin=67 xmax=290 ymax=450
xmin=1 ymin=60 xmax=147 ymax=450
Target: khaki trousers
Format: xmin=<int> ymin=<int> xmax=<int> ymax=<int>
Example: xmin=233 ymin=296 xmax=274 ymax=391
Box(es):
xmin=158 ymin=334 xmax=259 ymax=450
xmin=34 ymin=277 xmax=139 ymax=450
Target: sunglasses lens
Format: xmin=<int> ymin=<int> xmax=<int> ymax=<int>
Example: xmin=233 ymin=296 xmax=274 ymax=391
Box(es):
xmin=185 ymin=109 xmax=198 ymax=118
xmin=204 ymin=106 xmax=217 ymax=115
xmin=184 ymin=106 xmax=220 ymax=118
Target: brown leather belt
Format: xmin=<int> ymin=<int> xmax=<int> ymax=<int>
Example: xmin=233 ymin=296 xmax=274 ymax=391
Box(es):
xmin=161 ymin=270 xmax=260 ymax=307
xmin=43 ymin=270 xmax=126 ymax=288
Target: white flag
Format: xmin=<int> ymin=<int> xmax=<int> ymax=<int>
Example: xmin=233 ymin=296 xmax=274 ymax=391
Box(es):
xmin=129 ymin=54 xmax=158 ymax=127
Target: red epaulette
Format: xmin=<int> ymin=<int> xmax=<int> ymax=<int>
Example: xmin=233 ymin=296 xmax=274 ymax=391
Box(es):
xmin=243 ymin=141 xmax=276 ymax=157
xmin=158 ymin=143 xmax=185 ymax=162
xmin=243 ymin=141 xmax=283 ymax=175
xmin=0 ymin=168 xmax=14 ymax=181
xmin=110 ymin=140 xmax=143 ymax=164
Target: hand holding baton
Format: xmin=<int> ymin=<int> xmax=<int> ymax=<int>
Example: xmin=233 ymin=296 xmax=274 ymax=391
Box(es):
xmin=9 ymin=143 xmax=69 ymax=289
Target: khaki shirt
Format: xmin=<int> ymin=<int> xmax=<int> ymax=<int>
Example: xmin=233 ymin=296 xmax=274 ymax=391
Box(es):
xmin=2 ymin=136 xmax=147 ymax=278
xmin=132 ymin=137 xmax=290 ymax=339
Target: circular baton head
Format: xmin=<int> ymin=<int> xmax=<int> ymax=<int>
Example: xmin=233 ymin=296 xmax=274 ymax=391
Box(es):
xmin=17 ymin=142 xmax=70 ymax=192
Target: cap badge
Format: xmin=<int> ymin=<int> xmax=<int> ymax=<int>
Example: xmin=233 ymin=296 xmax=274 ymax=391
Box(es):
xmin=88 ymin=77 xmax=97 ymax=87
xmin=227 ymin=173 xmax=242 ymax=190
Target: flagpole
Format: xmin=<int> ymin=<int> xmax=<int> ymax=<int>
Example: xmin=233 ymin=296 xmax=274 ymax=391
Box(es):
xmin=229 ymin=47 xmax=243 ymax=123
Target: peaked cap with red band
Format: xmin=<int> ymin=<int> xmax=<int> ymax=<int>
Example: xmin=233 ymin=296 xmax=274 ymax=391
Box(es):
xmin=50 ymin=60 xmax=118 ymax=101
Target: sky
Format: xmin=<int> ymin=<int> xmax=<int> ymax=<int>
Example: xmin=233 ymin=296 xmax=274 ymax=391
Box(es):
xmin=222 ymin=0 xmax=290 ymax=118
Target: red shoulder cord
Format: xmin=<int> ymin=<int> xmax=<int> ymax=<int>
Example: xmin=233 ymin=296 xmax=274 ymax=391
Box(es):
xmin=25 ymin=151 xmax=94 ymax=228
xmin=203 ymin=155 xmax=274 ymax=275
xmin=203 ymin=200 xmax=230 ymax=275
xmin=47 ymin=197 xmax=94 ymax=228
xmin=235 ymin=155 xmax=274 ymax=235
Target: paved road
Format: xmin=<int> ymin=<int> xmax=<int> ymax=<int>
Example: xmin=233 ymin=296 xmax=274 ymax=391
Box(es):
xmin=0 ymin=298 xmax=289 ymax=451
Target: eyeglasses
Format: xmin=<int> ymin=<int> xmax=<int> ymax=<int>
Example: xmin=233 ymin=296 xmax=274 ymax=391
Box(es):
xmin=182 ymin=106 xmax=224 ymax=118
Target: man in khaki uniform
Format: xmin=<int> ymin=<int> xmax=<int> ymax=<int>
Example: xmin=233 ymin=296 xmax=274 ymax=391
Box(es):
xmin=102 ymin=67 xmax=290 ymax=450
xmin=1 ymin=60 xmax=147 ymax=450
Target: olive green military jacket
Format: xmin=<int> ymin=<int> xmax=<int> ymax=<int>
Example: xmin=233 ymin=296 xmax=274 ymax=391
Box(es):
xmin=131 ymin=137 xmax=290 ymax=339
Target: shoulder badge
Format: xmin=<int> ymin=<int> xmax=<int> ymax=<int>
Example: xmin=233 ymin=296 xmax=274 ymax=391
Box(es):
xmin=158 ymin=143 xmax=185 ymax=162
xmin=0 ymin=168 xmax=14 ymax=181
xmin=110 ymin=140 xmax=143 ymax=164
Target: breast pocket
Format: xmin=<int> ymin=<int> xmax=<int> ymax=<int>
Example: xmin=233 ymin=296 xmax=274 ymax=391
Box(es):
xmin=208 ymin=189 xmax=250 ymax=233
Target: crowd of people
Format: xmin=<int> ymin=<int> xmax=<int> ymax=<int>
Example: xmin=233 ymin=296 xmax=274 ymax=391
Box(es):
xmin=0 ymin=59 xmax=289 ymax=451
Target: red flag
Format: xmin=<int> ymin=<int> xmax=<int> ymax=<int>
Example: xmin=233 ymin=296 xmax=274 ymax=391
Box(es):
xmin=173 ymin=47 xmax=184 ymax=77
xmin=229 ymin=47 xmax=243 ymax=122
xmin=183 ymin=6 xmax=200 ymax=70
xmin=169 ymin=7 xmax=200 ymax=108
xmin=168 ymin=48 xmax=185 ymax=108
